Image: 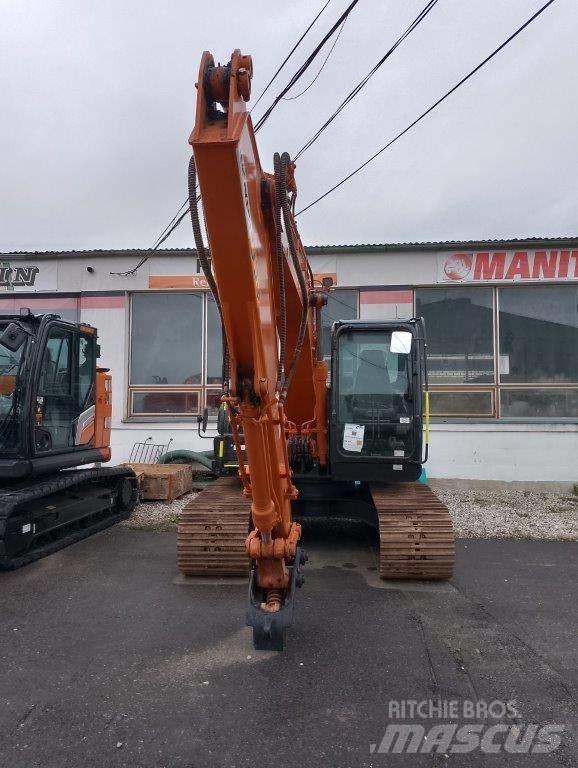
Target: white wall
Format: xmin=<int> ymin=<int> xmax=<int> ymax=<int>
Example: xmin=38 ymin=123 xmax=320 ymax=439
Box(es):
xmin=428 ymin=423 xmax=578 ymax=481
xmin=101 ymin=419 xmax=578 ymax=483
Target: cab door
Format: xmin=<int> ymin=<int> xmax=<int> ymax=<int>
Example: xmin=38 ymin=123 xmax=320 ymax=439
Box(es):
xmin=34 ymin=323 xmax=96 ymax=454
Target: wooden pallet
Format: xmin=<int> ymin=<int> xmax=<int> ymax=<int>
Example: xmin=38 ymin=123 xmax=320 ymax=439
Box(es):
xmin=124 ymin=463 xmax=193 ymax=504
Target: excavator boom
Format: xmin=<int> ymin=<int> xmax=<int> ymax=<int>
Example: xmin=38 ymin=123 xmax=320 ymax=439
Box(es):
xmin=186 ymin=50 xmax=328 ymax=643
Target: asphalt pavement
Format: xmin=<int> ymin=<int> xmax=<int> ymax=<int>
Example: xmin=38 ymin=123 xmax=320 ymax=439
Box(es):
xmin=0 ymin=524 xmax=576 ymax=768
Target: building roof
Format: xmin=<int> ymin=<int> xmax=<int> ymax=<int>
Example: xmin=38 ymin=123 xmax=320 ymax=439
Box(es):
xmin=2 ymin=237 xmax=577 ymax=260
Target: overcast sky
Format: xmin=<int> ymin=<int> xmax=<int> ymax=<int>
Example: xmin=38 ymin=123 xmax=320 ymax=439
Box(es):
xmin=1 ymin=0 xmax=576 ymax=252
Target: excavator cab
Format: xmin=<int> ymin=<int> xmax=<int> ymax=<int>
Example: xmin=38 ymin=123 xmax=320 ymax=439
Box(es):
xmin=329 ymin=318 xmax=428 ymax=482
xmin=0 ymin=311 xmax=111 ymax=481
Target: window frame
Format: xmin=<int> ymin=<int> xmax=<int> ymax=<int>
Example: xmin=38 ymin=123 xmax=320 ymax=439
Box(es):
xmin=414 ymin=283 xmax=578 ymax=423
xmin=126 ymin=290 xmax=222 ymax=421
xmin=126 ymin=283 xmax=578 ymax=424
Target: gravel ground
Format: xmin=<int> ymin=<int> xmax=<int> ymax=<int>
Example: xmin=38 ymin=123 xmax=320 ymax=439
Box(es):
xmin=122 ymin=481 xmax=578 ymax=540
xmin=121 ymin=490 xmax=199 ymax=531
xmin=435 ymin=485 xmax=578 ymax=540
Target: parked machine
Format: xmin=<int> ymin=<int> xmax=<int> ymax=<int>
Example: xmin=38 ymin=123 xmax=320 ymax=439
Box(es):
xmin=177 ymin=50 xmax=455 ymax=649
xmin=0 ymin=311 xmax=137 ymax=569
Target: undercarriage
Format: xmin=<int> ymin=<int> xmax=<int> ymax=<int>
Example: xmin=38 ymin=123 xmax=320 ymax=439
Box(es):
xmin=177 ymin=475 xmax=454 ymax=648
xmin=0 ymin=466 xmax=138 ymax=570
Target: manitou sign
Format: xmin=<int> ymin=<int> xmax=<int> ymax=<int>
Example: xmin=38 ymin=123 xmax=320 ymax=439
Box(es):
xmin=438 ymin=250 xmax=578 ymax=283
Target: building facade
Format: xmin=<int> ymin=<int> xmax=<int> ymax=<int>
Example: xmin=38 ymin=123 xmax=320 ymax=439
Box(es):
xmin=2 ymin=238 xmax=577 ymax=482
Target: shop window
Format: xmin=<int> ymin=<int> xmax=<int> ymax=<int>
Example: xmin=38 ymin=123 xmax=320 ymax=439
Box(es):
xmin=131 ymin=390 xmax=200 ymax=416
xmin=321 ymin=290 xmax=358 ymax=359
xmin=416 ymin=288 xmax=494 ymax=383
xmin=498 ymin=285 xmax=578 ymax=384
xmin=500 ymin=388 xmax=578 ymax=418
xmin=206 ymin=389 xmax=223 ymax=417
xmin=429 ymin=390 xmax=495 ymax=417
xmin=360 ymin=289 xmax=413 ymax=321
xmin=206 ymin=295 xmax=223 ymax=385
xmin=129 ymin=292 xmax=221 ymax=418
xmin=0 ymin=296 xmax=79 ymax=323
xmin=130 ymin=293 xmax=203 ymax=386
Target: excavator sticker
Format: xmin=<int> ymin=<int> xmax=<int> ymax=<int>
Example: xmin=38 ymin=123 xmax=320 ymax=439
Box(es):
xmin=343 ymin=423 xmax=364 ymax=452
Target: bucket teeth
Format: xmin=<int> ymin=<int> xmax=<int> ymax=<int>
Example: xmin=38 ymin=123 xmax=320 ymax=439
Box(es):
xmin=371 ymin=483 xmax=455 ymax=580
xmin=177 ymin=477 xmax=251 ymax=576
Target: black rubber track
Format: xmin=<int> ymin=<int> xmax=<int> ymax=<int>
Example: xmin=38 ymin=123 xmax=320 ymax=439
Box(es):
xmin=0 ymin=466 xmax=138 ymax=570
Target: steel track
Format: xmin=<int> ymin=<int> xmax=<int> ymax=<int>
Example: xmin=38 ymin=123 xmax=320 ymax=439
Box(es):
xmin=370 ymin=482 xmax=455 ymax=579
xmin=177 ymin=476 xmax=251 ymax=576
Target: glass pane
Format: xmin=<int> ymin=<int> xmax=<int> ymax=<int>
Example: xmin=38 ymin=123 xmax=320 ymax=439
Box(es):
xmin=77 ymin=334 xmax=95 ymax=408
xmin=0 ymin=298 xmax=79 ymax=323
xmin=500 ymin=388 xmax=578 ymax=418
xmin=130 ymin=293 xmax=202 ymax=385
xmin=321 ymin=290 xmax=358 ymax=359
xmin=206 ymin=389 xmax=222 ymax=417
xmin=360 ymin=289 xmax=413 ymax=321
xmin=26 ymin=298 xmax=79 ymax=323
xmin=416 ymin=288 xmax=494 ymax=383
xmin=39 ymin=330 xmax=72 ymax=396
xmin=430 ymin=390 xmax=493 ymax=417
xmin=206 ymin=295 xmax=223 ymax=385
xmin=337 ymin=329 xmax=414 ymax=458
xmin=131 ymin=390 xmax=200 ymax=415
xmin=0 ymin=320 xmax=28 ymax=451
xmin=499 ymin=286 xmax=578 ymax=383
xmin=36 ymin=329 xmax=79 ymax=451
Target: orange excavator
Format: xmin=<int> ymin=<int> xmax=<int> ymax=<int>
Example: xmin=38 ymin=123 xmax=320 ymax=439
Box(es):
xmin=0 ymin=312 xmax=138 ymax=569
xmin=178 ymin=50 xmax=454 ymax=649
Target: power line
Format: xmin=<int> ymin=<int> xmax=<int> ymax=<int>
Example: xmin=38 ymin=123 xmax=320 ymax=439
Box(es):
xmin=294 ymin=0 xmax=440 ymax=159
xmin=254 ymin=0 xmax=362 ymax=133
xmin=296 ymin=0 xmax=558 ymax=216
xmin=111 ymin=5 xmax=338 ymax=277
xmin=110 ymin=196 xmax=195 ymax=277
xmin=251 ymin=0 xmax=332 ymax=112
xmin=283 ymin=18 xmax=347 ymax=101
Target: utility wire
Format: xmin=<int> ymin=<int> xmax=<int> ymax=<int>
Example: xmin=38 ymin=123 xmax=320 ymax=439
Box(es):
xmin=283 ymin=17 xmax=347 ymax=101
xmin=296 ymin=0 xmax=558 ymax=216
xmin=295 ymin=0 xmax=441 ymax=159
xmin=254 ymin=0 xmax=362 ymax=133
xmin=251 ymin=0 xmax=332 ymax=112
xmin=112 ymin=4 xmax=339 ymax=277
xmin=110 ymin=195 xmax=196 ymax=276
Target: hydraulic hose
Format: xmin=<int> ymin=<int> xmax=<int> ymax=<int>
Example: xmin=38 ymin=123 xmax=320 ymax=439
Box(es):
xmin=157 ymin=449 xmax=214 ymax=470
xmin=278 ymin=152 xmax=310 ymax=402
xmin=273 ymin=152 xmax=287 ymax=391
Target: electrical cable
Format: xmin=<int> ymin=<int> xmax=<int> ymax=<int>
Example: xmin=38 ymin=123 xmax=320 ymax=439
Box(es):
xmin=251 ymin=0 xmax=332 ymax=112
xmin=296 ymin=0 xmax=557 ymax=216
xmin=254 ymin=0 xmax=362 ymax=133
xmin=294 ymin=0 xmax=440 ymax=159
xmin=112 ymin=1 xmax=336 ymax=280
xmin=282 ymin=17 xmax=347 ymax=101
xmin=110 ymin=195 xmax=195 ymax=276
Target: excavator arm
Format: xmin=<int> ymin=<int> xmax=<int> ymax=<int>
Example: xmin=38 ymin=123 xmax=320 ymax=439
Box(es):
xmin=189 ymin=50 xmax=327 ymax=642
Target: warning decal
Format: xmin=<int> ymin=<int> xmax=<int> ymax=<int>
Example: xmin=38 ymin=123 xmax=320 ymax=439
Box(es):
xmin=343 ymin=424 xmax=365 ymax=453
